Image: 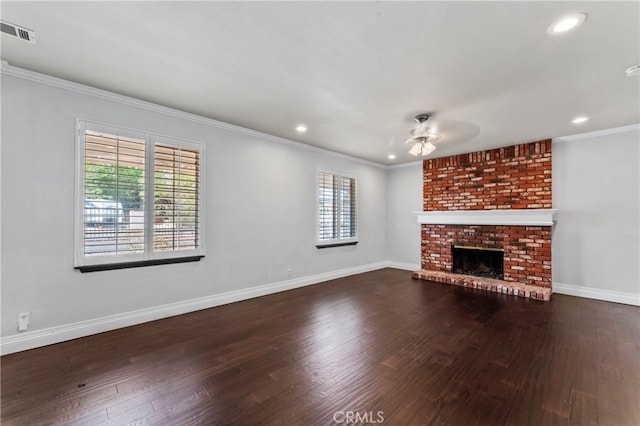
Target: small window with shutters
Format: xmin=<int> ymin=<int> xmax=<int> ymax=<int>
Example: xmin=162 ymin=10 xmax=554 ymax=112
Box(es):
xmin=317 ymin=171 xmax=357 ymax=247
xmin=75 ymin=120 xmax=204 ymax=271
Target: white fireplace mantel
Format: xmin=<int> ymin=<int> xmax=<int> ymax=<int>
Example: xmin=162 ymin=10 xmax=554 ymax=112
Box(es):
xmin=414 ymin=209 xmax=558 ymax=226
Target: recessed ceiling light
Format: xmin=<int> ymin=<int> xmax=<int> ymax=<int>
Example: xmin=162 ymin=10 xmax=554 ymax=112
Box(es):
xmin=571 ymin=116 xmax=589 ymax=124
xmin=387 ymin=154 xmax=396 ymax=160
xmin=547 ymin=13 xmax=587 ymax=35
xmin=295 ymin=124 xmax=307 ymax=133
xmin=626 ymin=64 xmax=640 ymax=77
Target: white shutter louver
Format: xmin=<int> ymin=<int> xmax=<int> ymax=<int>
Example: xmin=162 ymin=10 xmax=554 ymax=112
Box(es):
xmin=339 ymin=176 xmax=357 ymax=239
xmin=83 ymin=130 xmax=145 ymax=257
xmin=154 ymin=144 xmax=200 ymax=252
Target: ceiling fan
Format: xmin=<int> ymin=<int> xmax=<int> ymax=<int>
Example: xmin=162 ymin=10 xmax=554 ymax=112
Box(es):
xmin=405 ymin=113 xmax=440 ymax=156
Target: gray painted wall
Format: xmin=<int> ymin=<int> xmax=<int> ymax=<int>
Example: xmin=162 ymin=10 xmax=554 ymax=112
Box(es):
xmin=553 ymin=128 xmax=640 ymax=296
xmin=386 ymin=164 xmax=422 ymax=267
xmin=1 ymin=74 xmax=388 ymax=338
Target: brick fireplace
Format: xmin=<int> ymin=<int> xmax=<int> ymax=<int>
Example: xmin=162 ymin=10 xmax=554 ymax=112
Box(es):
xmin=412 ymin=140 xmax=555 ymax=301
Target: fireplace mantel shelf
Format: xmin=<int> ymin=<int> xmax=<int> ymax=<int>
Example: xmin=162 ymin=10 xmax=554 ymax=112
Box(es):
xmin=414 ymin=209 xmax=558 ymax=226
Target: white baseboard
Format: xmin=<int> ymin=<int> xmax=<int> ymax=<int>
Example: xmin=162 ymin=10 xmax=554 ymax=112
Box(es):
xmin=4 ymin=268 xmax=636 ymax=355
xmin=1 ymin=261 xmax=390 ymax=355
xmin=553 ymin=282 xmax=640 ymax=306
xmin=386 ymin=261 xmax=420 ymax=271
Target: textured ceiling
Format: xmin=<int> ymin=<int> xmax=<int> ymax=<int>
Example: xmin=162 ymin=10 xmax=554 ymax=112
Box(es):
xmin=1 ymin=1 xmax=638 ymax=164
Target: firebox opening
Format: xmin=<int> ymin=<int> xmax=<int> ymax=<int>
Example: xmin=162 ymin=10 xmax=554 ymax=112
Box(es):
xmin=452 ymin=245 xmax=504 ymax=280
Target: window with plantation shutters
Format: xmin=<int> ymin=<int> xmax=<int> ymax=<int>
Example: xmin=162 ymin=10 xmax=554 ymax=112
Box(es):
xmin=317 ymin=171 xmax=357 ymax=247
xmin=75 ymin=120 xmax=204 ymax=271
xmin=82 ymin=129 xmax=146 ymax=258
xmin=154 ymin=144 xmax=200 ymax=252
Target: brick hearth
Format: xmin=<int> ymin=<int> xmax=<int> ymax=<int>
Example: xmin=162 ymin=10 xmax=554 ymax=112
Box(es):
xmin=412 ymin=270 xmax=551 ymax=301
xmin=414 ymin=140 xmax=554 ymax=300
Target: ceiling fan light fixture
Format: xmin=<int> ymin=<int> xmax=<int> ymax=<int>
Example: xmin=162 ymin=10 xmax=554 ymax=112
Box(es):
xmin=407 ymin=140 xmax=437 ymax=157
xmin=405 ymin=133 xmax=439 ymax=145
xmin=408 ymin=142 xmax=423 ymax=156
xmin=406 ymin=113 xmax=439 ymax=156
xmin=421 ymin=141 xmax=436 ymax=156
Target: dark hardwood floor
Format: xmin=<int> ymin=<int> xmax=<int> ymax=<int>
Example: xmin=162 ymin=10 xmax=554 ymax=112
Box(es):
xmin=2 ymin=268 xmax=639 ymax=425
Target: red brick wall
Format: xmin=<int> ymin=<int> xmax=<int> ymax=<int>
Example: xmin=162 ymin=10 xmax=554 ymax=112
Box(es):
xmin=419 ymin=140 xmax=553 ymax=293
xmin=421 ymin=225 xmax=552 ymax=288
xmin=423 ymin=140 xmax=551 ymax=211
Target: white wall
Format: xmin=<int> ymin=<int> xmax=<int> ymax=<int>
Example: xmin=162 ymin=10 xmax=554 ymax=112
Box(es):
xmin=553 ymin=127 xmax=640 ymax=305
xmin=0 ymin=68 xmax=388 ymax=351
xmin=386 ymin=163 xmax=422 ymax=269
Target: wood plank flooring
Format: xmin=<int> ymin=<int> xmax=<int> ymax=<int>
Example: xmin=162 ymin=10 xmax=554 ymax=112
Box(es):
xmin=2 ymin=268 xmax=638 ymax=425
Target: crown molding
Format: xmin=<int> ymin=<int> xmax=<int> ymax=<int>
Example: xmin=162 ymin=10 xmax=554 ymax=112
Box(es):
xmin=554 ymin=123 xmax=640 ymax=143
xmin=1 ymin=61 xmax=387 ymax=169
xmin=387 ymin=159 xmax=423 ymax=169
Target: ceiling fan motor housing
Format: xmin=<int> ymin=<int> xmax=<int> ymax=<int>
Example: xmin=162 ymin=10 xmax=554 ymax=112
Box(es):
xmin=414 ymin=113 xmax=431 ymax=123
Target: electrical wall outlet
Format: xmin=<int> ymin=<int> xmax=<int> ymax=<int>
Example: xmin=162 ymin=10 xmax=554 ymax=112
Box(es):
xmin=18 ymin=312 xmax=30 ymax=332
xmin=286 ymin=268 xmax=292 ymax=279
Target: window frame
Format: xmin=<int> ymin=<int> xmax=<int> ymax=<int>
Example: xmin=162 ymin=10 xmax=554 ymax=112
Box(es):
xmin=74 ymin=119 xmax=205 ymax=270
xmin=316 ymin=169 xmax=358 ymax=248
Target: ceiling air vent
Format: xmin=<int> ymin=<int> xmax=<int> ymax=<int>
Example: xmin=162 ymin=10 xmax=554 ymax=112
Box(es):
xmin=0 ymin=20 xmax=36 ymax=44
